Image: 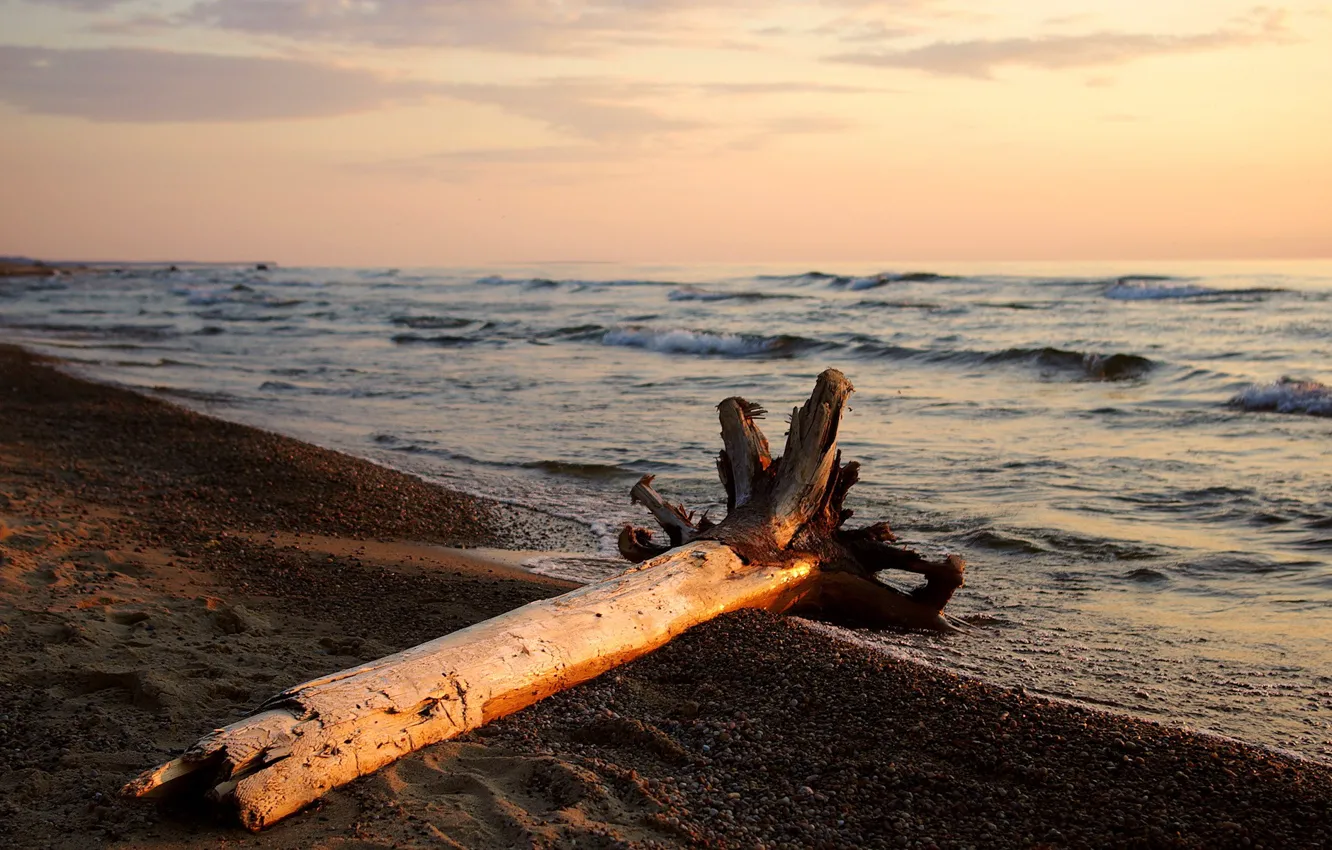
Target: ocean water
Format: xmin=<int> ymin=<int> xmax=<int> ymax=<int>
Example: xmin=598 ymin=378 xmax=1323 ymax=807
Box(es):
xmin=3 ymin=260 xmax=1330 ymax=762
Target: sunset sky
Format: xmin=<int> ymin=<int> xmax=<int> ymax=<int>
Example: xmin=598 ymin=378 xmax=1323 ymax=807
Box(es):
xmin=1 ymin=0 xmax=1329 ymax=265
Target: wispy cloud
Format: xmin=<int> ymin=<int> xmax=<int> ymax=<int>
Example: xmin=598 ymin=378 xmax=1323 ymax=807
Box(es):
xmin=174 ymin=0 xmax=765 ymax=52
xmin=0 ymin=42 xmax=877 ymax=141
xmin=727 ymin=113 xmax=857 ymax=150
xmin=43 ymin=0 xmax=953 ymax=53
xmin=689 ymin=81 xmax=880 ymax=96
xmin=362 ymin=108 xmax=857 ymax=179
xmin=810 ymin=17 xmax=918 ymax=43
xmin=829 ymin=8 xmax=1291 ymax=78
xmin=354 ymin=144 xmax=636 ymax=183
xmin=23 ymin=0 xmax=133 ymax=9
xmin=438 ymin=78 xmax=882 ymax=141
xmin=0 ymin=46 xmax=698 ymax=142
xmin=0 ymin=45 xmax=436 ymax=121
xmin=441 ymin=80 xmax=700 ymax=142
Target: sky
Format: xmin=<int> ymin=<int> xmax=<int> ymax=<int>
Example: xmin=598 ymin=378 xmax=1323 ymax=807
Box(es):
xmin=0 ymin=0 xmax=1329 ymax=265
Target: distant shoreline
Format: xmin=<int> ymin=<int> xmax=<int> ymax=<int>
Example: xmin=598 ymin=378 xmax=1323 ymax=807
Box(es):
xmin=0 ymin=258 xmax=101 ymax=277
xmin=0 ymin=258 xmax=277 ymax=277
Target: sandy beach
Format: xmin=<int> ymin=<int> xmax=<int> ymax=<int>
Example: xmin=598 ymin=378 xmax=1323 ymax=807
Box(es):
xmin=1 ymin=342 xmax=1330 ymax=849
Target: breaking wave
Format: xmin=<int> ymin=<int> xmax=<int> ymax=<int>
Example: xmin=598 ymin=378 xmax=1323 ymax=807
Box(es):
xmin=850 ymin=341 xmax=1156 ymax=381
xmin=601 ymin=327 xmax=822 ymax=358
xmin=755 ymin=270 xmax=846 ymax=284
xmin=1230 ymin=378 xmax=1332 ymax=417
xmin=757 ymin=270 xmax=954 ymax=288
xmin=984 ymin=347 xmax=1156 ymax=381
xmin=667 ymin=286 xmax=803 ymax=302
xmin=476 ymin=275 xmax=677 ymax=290
xmin=1105 ymin=279 xmax=1286 ymax=302
xmin=1104 ymin=280 xmax=1216 ymax=300
xmin=838 ymin=272 xmax=956 ymax=290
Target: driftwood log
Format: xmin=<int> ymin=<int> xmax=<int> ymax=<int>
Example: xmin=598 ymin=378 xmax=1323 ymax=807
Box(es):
xmin=124 ymin=368 xmax=965 ymax=830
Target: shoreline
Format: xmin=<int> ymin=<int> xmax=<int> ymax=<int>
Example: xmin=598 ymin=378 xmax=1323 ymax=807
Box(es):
xmin=793 ymin=620 xmax=1332 ymax=772
xmin=2 ymin=343 xmax=1330 ymax=848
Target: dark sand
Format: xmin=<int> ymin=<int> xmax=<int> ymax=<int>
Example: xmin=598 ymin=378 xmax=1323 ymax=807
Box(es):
xmin=1 ymin=344 xmax=1328 ymax=849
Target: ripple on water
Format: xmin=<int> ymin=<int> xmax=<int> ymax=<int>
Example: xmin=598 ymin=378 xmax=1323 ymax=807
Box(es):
xmin=1124 ymin=567 xmax=1171 ymax=583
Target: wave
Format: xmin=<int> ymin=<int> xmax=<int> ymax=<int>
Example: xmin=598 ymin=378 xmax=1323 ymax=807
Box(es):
xmin=849 ymin=340 xmax=1156 ymax=381
xmin=1179 ymin=554 xmax=1293 ymax=575
xmin=984 ymin=347 xmax=1156 ymax=381
xmin=1230 ymin=378 xmax=1332 ymax=417
xmin=370 ymin=435 xmax=667 ymax=481
xmin=1104 ymin=280 xmax=1216 ymax=300
xmin=958 ymin=528 xmax=1049 ymax=554
xmin=601 ymin=326 xmax=823 ymax=358
xmin=533 ymin=323 xmax=607 ymax=342
xmin=1125 ymin=568 xmax=1170 ymax=583
xmin=369 ymin=434 xmax=479 ymax=462
xmin=758 ymin=270 xmax=954 ymax=289
xmin=838 ymin=272 xmax=956 ymax=291
xmin=2 ymin=321 xmax=177 ymax=340
xmin=955 ymin=525 xmax=1168 ymax=561
xmin=390 ymin=315 xmax=473 ymax=330
xmin=390 ymin=333 xmax=480 ymax=347
xmin=855 ymin=299 xmax=941 ymax=310
xmin=174 ymin=283 xmax=304 ymax=308
xmin=195 ymin=310 xmax=291 ymax=323
xmin=149 ymin=385 xmax=237 ymax=403
xmin=108 ymin=357 xmax=200 ymax=369
xmin=667 ymin=286 xmax=803 ymax=303
xmin=975 ymin=301 xmax=1059 ymax=311
xmin=258 ymin=380 xmax=300 ymax=392
xmin=476 ymin=275 xmax=561 ymax=289
xmin=520 ymin=460 xmax=642 ymax=479
xmin=1105 ymin=279 xmax=1287 ymax=302
xmin=476 ymin=275 xmax=676 ymax=290
xmin=755 ymin=270 xmax=845 ymax=284
xmin=1116 ymin=274 xmax=1179 ymax=284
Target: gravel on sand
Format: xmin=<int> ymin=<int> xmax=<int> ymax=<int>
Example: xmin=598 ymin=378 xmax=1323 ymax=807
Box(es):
xmin=1 ymin=343 xmax=1329 ymax=849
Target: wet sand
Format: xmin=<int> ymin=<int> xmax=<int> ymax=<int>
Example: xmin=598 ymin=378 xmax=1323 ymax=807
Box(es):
xmin=1 ymin=343 xmax=1329 ymax=849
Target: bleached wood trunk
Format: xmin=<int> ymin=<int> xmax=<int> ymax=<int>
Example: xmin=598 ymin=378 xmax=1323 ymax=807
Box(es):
xmin=126 ymin=542 xmax=818 ymax=830
xmin=124 ymin=368 xmax=966 ymax=830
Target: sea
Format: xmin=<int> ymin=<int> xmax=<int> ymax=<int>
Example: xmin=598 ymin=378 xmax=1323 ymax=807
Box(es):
xmin=2 ymin=259 xmax=1329 ymax=763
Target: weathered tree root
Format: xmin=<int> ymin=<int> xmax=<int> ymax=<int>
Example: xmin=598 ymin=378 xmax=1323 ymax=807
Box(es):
xmin=124 ymin=368 xmax=966 ymax=831
xmin=620 ymin=369 xmax=965 ymax=631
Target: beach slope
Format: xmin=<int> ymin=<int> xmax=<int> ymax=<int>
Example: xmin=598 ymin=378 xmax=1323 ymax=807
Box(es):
xmin=0 ymin=344 xmax=1328 ymax=849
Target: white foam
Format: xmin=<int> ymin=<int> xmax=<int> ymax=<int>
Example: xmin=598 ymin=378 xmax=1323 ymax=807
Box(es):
xmin=601 ymin=327 xmax=774 ymax=356
xmin=1104 ymin=281 xmax=1216 ymax=300
xmin=667 ymin=286 xmax=733 ymax=302
xmin=1231 ymin=378 xmax=1332 ymax=417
